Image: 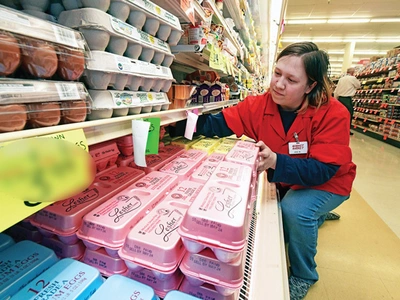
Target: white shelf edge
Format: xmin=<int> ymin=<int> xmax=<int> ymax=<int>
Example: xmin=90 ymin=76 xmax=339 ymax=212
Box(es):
xmin=0 ymin=101 xmax=239 ymax=145
xmin=249 ymin=173 xmax=290 ymax=299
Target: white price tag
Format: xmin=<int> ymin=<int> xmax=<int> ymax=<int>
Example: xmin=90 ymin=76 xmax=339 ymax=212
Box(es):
xmin=132 ymin=120 xmax=150 ymax=167
xmin=52 ymin=25 xmax=79 ymax=48
xmin=55 ymin=83 xmax=80 ymax=100
xmin=185 ymin=111 xmax=199 ymax=140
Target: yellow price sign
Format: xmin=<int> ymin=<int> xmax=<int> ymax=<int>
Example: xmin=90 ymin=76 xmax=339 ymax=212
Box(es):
xmin=0 ymin=130 xmax=95 ymax=231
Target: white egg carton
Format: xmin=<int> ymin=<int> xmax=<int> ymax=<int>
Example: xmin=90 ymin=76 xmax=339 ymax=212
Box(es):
xmin=83 ymin=51 xmax=174 ymax=92
xmin=58 ymin=8 xmax=174 ymax=66
xmin=60 ymin=0 xmax=182 ymax=45
xmin=88 ymin=90 xmax=170 ymax=120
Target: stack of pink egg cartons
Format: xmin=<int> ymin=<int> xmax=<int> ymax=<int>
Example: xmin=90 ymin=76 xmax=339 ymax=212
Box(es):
xmin=119 ymin=180 xmax=204 ymax=298
xmin=30 ymin=166 xmax=145 ymax=261
xmin=77 ymin=171 xmax=179 ymax=278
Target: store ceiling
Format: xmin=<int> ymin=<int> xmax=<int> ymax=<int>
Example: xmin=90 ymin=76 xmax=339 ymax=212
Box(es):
xmin=280 ymin=0 xmax=400 ymax=75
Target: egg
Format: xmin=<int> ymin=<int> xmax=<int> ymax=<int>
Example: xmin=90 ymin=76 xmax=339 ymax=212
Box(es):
xmin=28 ymin=102 xmax=61 ymax=127
xmin=0 ymin=32 xmax=21 ymax=76
xmin=21 ymin=39 xmax=58 ymax=78
xmin=57 ymin=46 xmax=85 ymax=81
xmin=0 ymin=104 xmax=27 ymax=132
xmin=61 ymin=100 xmax=87 ymax=123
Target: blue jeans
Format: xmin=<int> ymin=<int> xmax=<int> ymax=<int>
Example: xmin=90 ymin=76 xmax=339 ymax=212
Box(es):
xmin=280 ymin=188 xmax=349 ymax=284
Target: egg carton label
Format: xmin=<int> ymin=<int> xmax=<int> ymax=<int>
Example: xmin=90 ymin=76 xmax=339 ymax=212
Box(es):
xmin=0 ymin=10 xmax=31 ymax=28
xmin=0 ymin=83 xmax=35 ymax=93
xmin=110 ymin=91 xmax=141 ymax=107
xmin=55 ymin=83 xmax=81 ymax=100
xmin=52 ymin=25 xmax=79 ymax=48
xmin=110 ymin=17 xmax=170 ymax=53
xmin=127 ymin=0 xmax=180 ymax=28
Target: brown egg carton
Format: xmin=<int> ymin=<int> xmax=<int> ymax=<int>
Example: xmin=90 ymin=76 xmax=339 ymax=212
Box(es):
xmin=0 ymin=5 xmax=89 ymax=80
xmin=0 ymin=78 xmax=92 ymax=132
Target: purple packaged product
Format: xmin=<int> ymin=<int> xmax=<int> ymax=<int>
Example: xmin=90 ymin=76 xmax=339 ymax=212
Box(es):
xmin=210 ymin=83 xmax=222 ymax=102
xmin=197 ymin=83 xmax=210 ymax=104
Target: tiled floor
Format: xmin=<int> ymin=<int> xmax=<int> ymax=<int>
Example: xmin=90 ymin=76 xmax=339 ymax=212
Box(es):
xmin=305 ymin=131 xmax=400 ymax=300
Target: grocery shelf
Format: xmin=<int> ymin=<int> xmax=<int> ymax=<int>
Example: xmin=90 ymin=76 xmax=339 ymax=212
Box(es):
xmin=352 ymin=124 xmax=400 ymax=147
xmin=0 ymin=101 xmax=238 ymax=145
xmin=246 ymin=173 xmax=290 ymax=299
xmin=205 ymin=0 xmax=241 ymax=54
xmin=150 ymin=0 xmax=208 ymax=24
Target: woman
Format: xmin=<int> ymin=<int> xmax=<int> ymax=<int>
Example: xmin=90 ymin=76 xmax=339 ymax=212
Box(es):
xmin=171 ymin=41 xmax=356 ymax=299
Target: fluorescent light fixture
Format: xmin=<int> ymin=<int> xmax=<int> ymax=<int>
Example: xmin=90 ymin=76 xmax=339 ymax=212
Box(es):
xmin=370 ymin=18 xmax=400 ymax=22
xmin=286 ymin=19 xmax=327 ymax=25
xmin=327 ymin=18 xmax=370 ymax=24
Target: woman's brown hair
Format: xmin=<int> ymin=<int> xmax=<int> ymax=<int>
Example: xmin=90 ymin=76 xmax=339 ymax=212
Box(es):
xmin=277 ymin=42 xmax=332 ymax=113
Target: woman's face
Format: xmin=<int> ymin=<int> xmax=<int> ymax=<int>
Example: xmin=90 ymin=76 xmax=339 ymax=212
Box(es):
xmin=270 ymin=55 xmax=316 ymax=111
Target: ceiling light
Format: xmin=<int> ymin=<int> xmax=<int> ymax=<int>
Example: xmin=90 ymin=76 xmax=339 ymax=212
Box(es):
xmin=286 ymin=19 xmax=327 ymax=25
xmin=370 ymin=18 xmax=400 ymax=22
xmin=327 ymin=18 xmax=370 ymax=24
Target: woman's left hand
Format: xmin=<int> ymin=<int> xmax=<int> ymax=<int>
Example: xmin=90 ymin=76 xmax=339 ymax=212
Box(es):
xmin=255 ymin=141 xmax=277 ymax=173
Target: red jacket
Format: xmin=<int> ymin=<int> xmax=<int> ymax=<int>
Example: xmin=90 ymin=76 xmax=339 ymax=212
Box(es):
xmin=222 ymin=92 xmax=356 ymax=196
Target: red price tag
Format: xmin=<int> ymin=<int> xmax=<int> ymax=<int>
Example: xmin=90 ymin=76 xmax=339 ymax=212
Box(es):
xmin=390 ymin=120 xmax=396 ymax=125
xmin=383 ymin=134 xmax=388 ymax=140
xmin=363 ymin=128 xmax=368 ymax=132
xmin=378 ymin=117 xmax=382 ymax=122
xmin=379 ymin=89 xmax=383 ymax=93
xmin=363 ymin=118 xmax=367 ymax=122
xmin=391 ymin=88 xmax=395 ymax=93
xmin=181 ymin=0 xmax=195 ymax=25
xmin=384 ymin=118 xmax=389 ymax=124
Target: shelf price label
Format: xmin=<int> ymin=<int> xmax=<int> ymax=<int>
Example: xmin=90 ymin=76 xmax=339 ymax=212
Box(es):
xmin=181 ymin=0 xmax=195 ymax=25
xmin=0 ymin=129 xmax=95 ymax=232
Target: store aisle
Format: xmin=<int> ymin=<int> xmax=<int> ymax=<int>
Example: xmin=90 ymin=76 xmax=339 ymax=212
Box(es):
xmin=305 ymin=132 xmax=400 ymax=300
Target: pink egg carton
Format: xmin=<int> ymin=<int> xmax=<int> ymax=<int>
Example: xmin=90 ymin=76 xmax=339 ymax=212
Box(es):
xmin=190 ymin=162 xmax=217 ymax=184
xmin=163 ymin=180 xmax=203 ymax=204
xmin=177 ymin=149 xmax=208 ymax=161
xmin=119 ymin=200 xmax=190 ymax=274
xmin=179 ymin=278 xmax=239 ymax=300
xmin=90 ymin=140 xmax=121 ymax=172
xmin=225 ymin=142 xmax=259 ymax=174
xmin=41 ymin=236 xmax=86 ymax=260
xmin=159 ymin=158 xmax=202 ymax=181
xmin=83 ymin=248 xmax=128 ymax=277
xmin=209 ymin=161 xmax=254 ymax=186
xmin=31 ymin=167 xmax=145 ymax=237
xmin=77 ymin=171 xmax=179 ymax=251
xmin=128 ymin=267 xmax=184 ymax=298
xmin=95 ymin=163 xmax=118 ymax=176
xmin=178 ymin=166 xmax=252 ymax=262
xmin=129 ymin=154 xmax=173 ymax=174
xmin=205 ymin=153 xmax=226 ymax=165
xmin=157 ymin=144 xmax=185 ymax=158
xmin=179 ymin=248 xmax=243 ymax=296
xmin=116 ymin=155 xmax=135 ymax=167
xmin=116 ymin=135 xmax=133 ymax=156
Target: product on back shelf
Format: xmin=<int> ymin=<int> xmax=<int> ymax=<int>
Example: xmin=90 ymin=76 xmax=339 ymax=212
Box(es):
xmin=83 ymin=248 xmax=128 ymax=277
xmin=0 ymin=240 xmax=58 ymax=299
xmin=11 ymin=258 xmax=104 ymax=300
xmin=58 ymin=8 xmax=174 ymax=66
xmin=0 ymin=79 xmax=92 ymax=132
xmin=90 ymin=274 xmax=160 ymax=300
xmin=0 ymin=233 xmax=14 ymax=252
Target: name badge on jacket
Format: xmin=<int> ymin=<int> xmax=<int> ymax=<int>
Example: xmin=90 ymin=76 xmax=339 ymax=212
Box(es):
xmin=288 ymin=142 xmax=308 ymax=154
